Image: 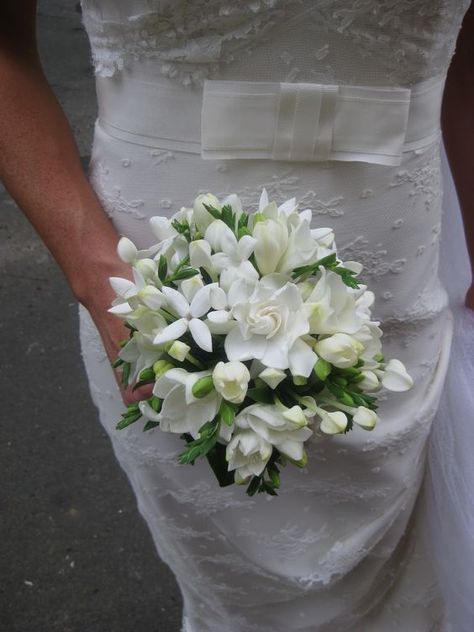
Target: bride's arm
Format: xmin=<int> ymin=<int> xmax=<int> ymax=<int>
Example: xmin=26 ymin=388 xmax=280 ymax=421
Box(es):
xmin=441 ymin=1 xmax=474 ymax=310
xmin=0 ymin=1 xmax=150 ymax=402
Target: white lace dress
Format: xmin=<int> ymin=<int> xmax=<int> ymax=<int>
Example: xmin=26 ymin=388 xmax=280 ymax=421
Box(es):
xmin=78 ymin=1 xmax=472 ymax=630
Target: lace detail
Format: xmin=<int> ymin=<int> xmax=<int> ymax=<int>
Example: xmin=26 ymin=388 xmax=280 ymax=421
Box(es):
xmin=81 ymin=0 xmax=470 ymax=87
xmin=89 ymin=158 xmax=147 ymax=220
xmin=309 ymin=0 xmax=471 ymax=85
xmin=81 ymin=0 xmax=301 ymax=85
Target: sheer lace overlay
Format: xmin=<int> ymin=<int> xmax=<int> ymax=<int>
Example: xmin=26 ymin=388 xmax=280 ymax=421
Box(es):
xmin=78 ymin=1 xmax=471 ymax=630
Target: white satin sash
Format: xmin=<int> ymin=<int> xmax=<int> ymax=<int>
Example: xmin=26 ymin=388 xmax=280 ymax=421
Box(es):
xmin=96 ymin=73 xmax=446 ymax=166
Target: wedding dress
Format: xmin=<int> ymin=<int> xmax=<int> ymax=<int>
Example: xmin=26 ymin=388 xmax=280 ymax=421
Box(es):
xmin=77 ymin=1 xmax=473 ymax=630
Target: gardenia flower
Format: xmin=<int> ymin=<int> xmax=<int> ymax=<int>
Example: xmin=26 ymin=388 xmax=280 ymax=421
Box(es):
xmin=212 ymin=361 xmax=251 ymax=404
xmin=224 ymin=275 xmax=317 ymax=377
xmin=234 ymin=403 xmax=313 ymax=463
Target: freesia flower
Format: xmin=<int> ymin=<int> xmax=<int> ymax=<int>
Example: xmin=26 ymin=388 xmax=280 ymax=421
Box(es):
xmin=303 ymin=267 xmax=363 ymax=335
xmin=226 ymin=430 xmax=273 ymax=483
xmin=314 ymin=333 xmax=364 ymax=368
xmin=151 ymin=368 xmax=221 ymax=438
xmin=212 ymin=361 xmax=251 ymax=404
xmin=379 ymin=359 xmax=414 ymax=391
xmin=193 ymin=193 xmax=221 ymax=233
xmin=234 ymin=404 xmax=313 ymax=462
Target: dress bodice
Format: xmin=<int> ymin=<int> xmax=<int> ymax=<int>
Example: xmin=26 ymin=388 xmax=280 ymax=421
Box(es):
xmin=80 ymin=0 xmax=470 ymax=88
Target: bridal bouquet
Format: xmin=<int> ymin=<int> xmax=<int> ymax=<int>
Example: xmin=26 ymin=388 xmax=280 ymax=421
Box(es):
xmin=108 ymin=190 xmax=413 ymax=496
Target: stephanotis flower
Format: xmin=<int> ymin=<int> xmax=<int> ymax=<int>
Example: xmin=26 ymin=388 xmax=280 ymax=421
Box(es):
xmin=224 ymin=274 xmax=318 ymax=377
xmin=153 ymin=278 xmax=226 ymax=352
xmin=108 ymin=268 xmax=166 ymax=315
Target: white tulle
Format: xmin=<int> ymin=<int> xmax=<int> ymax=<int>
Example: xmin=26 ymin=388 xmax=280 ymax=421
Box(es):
xmin=423 ymin=142 xmax=474 ymax=632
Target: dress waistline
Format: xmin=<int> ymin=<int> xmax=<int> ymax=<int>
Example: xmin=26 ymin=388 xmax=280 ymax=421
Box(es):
xmin=96 ymin=73 xmax=446 ymax=167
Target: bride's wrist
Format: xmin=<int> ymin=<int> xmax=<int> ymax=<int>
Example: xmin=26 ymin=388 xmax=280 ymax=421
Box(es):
xmin=70 ymin=254 xmax=131 ymax=311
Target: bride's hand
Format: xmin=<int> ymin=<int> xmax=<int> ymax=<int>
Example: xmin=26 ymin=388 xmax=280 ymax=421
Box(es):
xmin=81 ymin=275 xmax=154 ymax=407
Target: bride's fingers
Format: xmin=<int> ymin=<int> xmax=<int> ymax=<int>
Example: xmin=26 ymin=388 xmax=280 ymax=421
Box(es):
xmin=122 ymin=383 xmax=154 ymax=406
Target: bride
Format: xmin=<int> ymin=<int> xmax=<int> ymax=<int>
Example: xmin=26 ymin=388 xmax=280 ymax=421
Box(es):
xmin=1 ymin=1 xmax=473 ymax=630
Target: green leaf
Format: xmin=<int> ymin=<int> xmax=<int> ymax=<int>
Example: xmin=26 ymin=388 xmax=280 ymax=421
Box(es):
xmin=116 ymin=410 xmax=142 ymax=430
xmin=237 ymin=226 xmax=252 ymax=239
xmin=171 ymin=267 xmax=200 ymax=281
xmin=111 ymin=357 xmax=124 ymax=369
xmin=177 ymin=418 xmax=220 ymax=465
xmin=313 ymin=357 xmax=332 ymax=381
xmin=221 ymin=204 xmax=236 ymax=231
xmin=238 ymin=212 xmax=249 ymax=229
xmin=246 ymin=387 xmax=275 ymax=405
xmin=246 ymin=475 xmax=261 ymax=496
xmin=202 ymin=203 xmax=222 ymax=220
xmin=261 ymin=481 xmax=278 ymax=496
xmin=121 ymin=362 xmax=131 ymax=386
xmin=219 ymin=400 xmax=237 ymax=426
xmin=205 ymin=442 xmax=235 ymax=487
xmin=267 ymin=463 xmax=281 ymax=489
xmin=326 ymin=382 xmax=355 ymax=406
xmin=143 ymin=420 xmax=160 ymax=432
xmin=158 ymin=255 xmax=168 ymax=282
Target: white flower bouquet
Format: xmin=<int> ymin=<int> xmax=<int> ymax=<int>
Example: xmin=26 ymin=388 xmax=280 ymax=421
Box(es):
xmin=109 ymin=189 xmax=413 ymax=496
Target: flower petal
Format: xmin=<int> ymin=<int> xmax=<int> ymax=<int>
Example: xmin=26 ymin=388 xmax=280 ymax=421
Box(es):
xmin=189 ymin=318 xmax=213 ymax=352
xmin=225 ymin=327 xmax=266 ymax=362
xmin=162 ymin=285 xmax=190 ymax=317
xmin=153 ymin=318 xmax=188 ymax=345
xmin=288 ymin=338 xmax=318 ymax=378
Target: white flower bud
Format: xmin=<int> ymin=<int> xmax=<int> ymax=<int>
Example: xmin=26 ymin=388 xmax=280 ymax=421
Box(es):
xmin=315 ymin=333 xmax=364 ymax=369
xmin=193 ymin=193 xmax=221 ymax=233
xmin=282 ymin=405 xmax=307 ymax=428
xmin=318 ymin=410 xmax=348 ymax=435
xmin=135 ymin=258 xmax=158 ymax=282
xmin=167 ymin=340 xmax=191 ymax=362
xmin=117 ymin=237 xmax=138 ymax=263
xmin=381 ymin=359 xmax=414 ymax=392
xmin=252 ymin=218 xmax=288 ymax=275
xmin=353 ymin=406 xmax=378 ymax=430
xmin=258 ymin=367 xmax=286 ymax=390
xmin=359 ymin=370 xmax=380 ymax=391
xmin=189 ymin=239 xmax=213 ymax=270
xmin=212 ymin=361 xmax=250 ymax=404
